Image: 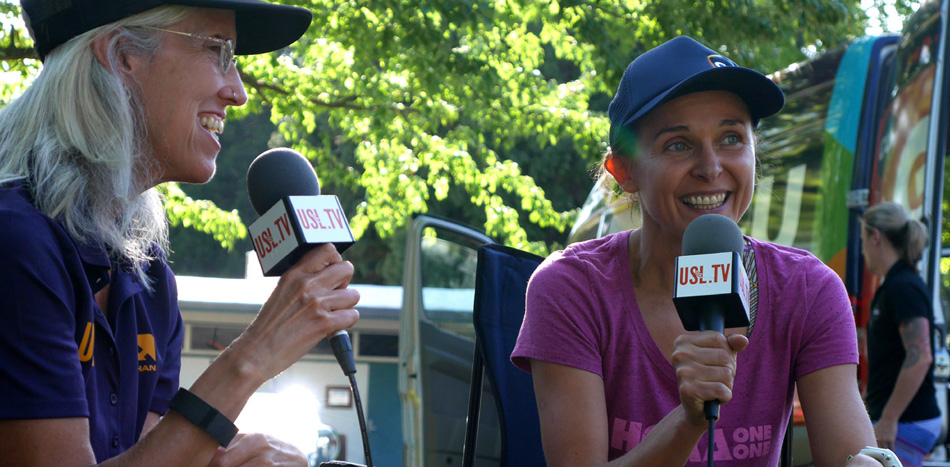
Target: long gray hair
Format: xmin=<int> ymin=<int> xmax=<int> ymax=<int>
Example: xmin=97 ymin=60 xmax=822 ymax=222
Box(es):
xmin=0 ymin=6 xmax=196 ymax=283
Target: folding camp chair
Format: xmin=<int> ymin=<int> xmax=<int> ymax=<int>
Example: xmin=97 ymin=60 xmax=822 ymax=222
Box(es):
xmin=462 ymin=244 xmax=545 ymax=467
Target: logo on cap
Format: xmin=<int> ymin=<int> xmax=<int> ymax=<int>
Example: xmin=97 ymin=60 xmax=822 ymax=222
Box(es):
xmin=708 ymin=55 xmax=734 ymax=68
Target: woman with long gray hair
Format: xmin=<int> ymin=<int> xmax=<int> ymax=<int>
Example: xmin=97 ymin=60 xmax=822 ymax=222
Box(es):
xmin=0 ymin=1 xmax=360 ymax=465
xmin=862 ymin=202 xmax=941 ymax=466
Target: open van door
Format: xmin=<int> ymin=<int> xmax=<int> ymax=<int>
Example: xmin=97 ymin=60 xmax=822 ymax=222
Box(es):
xmin=919 ymin=0 xmax=950 ymax=459
xmin=398 ymin=215 xmax=499 ymax=466
xmin=869 ymin=0 xmax=950 ymax=460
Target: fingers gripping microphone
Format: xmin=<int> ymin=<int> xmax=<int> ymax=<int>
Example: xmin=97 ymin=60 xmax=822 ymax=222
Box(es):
xmin=673 ymin=214 xmax=751 ymax=422
xmin=246 ymin=148 xmax=355 ymax=277
xmin=245 ymin=148 xmax=371 ymax=466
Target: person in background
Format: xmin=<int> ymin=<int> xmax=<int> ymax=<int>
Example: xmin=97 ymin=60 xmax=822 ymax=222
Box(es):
xmin=862 ymin=202 xmax=941 ymax=466
xmin=0 ymin=1 xmax=359 ymax=465
xmin=512 ymin=36 xmax=889 ymax=466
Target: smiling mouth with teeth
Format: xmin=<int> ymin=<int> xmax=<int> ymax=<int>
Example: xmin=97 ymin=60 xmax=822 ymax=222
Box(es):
xmin=199 ymin=116 xmax=224 ymax=135
xmin=681 ymin=193 xmax=728 ymax=209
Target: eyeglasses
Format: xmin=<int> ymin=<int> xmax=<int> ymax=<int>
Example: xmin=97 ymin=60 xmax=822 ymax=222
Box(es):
xmin=143 ymin=27 xmax=236 ymax=74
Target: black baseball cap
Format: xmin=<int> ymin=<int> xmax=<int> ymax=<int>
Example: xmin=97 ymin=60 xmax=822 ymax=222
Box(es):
xmin=608 ymin=36 xmax=784 ymax=148
xmin=21 ymin=0 xmax=313 ymax=61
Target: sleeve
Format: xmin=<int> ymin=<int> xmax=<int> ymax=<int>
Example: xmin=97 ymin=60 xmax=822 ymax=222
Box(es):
xmin=881 ymin=275 xmax=930 ymax=325
xmin=148 ymin=257 xmax=183 ymax=415
xmin=511 ymin=252 xmax=606 ymax=377
xmin=0 ymin=211 xmax=89 ymax=418
xmin=793 ymin=259 xmax=859 ymax=380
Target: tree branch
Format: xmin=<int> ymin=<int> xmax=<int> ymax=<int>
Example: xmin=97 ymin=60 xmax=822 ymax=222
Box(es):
xmin=0 ymin=45 xmax=37 ymax=62
xmin=238 ymin=68 xmax=417 ymax=114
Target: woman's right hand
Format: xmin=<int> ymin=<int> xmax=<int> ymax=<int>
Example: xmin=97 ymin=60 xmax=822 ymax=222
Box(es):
xmin=671 ymin=331 xmax=749 ymax=426
xmin=230 ymin=244 xmax=361 ymax=384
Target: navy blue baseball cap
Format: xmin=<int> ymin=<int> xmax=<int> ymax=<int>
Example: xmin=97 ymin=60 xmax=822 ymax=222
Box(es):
xmin=608 ymin=36 xmax=784 ymax=148
xmin=21 ymin=0 xmax=312 ymax=61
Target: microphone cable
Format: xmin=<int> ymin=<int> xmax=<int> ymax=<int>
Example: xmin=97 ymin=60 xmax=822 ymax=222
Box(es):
xmin=330 ymin=331 xmax=374 ymax=467
xmin=348 ymin=372 xmax=373 ymax=467
xmin=707 ymin=417 xmax=715 ymax=467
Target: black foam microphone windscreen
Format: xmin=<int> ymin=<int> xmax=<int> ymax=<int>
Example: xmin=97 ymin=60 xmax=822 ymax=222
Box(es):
xmin=247 ymin=148 xmax=321 ymax=216
xmin=681 ymin=214 xmax=745 ymax=257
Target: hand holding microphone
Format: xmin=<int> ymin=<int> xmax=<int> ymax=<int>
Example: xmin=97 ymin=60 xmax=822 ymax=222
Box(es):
xmin=245 ymin=148 xmax=372 ymax=466
xmin=233 ymin=148 xmax=359 ymax=385
xmin=670 ymin=325 xmax=749 ymax=427
xmin=672 ymin=214 xmax=751 ymax=427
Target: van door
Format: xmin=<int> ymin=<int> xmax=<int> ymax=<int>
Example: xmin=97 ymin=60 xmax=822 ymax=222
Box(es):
xmin=398 ymin=215 xmax=498 ymax=466
xmin=870 ymin=0 xmax=950 ymax=460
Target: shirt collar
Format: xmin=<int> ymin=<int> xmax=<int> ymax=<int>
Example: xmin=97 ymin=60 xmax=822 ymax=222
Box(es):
xmin=74 ymin=238 xmax=111 ymax=294
xmin=883 ymin=260 xmax=911 ymax=283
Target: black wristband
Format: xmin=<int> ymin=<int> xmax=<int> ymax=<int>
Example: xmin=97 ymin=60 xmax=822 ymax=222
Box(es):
xmin=168 ymin=388 xmax=238 ymax=447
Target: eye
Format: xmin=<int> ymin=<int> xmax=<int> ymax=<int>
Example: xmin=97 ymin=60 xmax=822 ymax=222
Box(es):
xmin=723 ymin=134 xmax=741 ymax=145
xmin=666 ymin=141 xmax=689 ymax=152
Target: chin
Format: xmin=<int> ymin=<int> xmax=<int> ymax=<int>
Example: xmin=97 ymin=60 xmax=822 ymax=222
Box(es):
xmin=190 ymin=159 xmax=219 ymax=184
xmin=191 ymin=170 xmax=217 ymax=185
xmin=173 ymin=167 xmax=217 ymax=185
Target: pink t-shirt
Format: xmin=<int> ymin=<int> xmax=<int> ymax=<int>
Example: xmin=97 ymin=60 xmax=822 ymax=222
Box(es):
xmin=511 ymin=231 xmax=858 ymax=464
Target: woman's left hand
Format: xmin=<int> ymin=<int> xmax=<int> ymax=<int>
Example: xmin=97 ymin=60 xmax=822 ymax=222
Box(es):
xmin=208 ymin=433 xmax=307 ymax=466
xmin=873 ymin=416 xmax=898 ymax=450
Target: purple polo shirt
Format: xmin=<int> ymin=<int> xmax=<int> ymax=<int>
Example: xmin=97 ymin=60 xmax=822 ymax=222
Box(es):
xmin=0 ymin=181 xmax=183 ymax=461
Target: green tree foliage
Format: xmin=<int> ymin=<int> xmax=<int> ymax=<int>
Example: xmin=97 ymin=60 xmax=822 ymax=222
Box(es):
xmin=0 ymin=0 xmax=916 ymax=269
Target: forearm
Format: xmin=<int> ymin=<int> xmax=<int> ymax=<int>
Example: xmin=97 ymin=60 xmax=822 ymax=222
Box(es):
xmin=184 ymin=345 xmax=266 ymax=420
xmin=101 ymin=349 xmax=265 ymax=467
xmin=799 ymin=365 xmax=877 ymax=466
xmin=605 ymin=406 xmax=707 ymax=467
xmin=880 ymin=359 xmax=932 ymax=422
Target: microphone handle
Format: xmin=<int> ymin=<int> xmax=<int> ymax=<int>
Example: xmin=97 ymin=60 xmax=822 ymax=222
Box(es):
xmin=698 ymin=310 xmax=724 ymax=334
xmin=330 ymin=331 xmax=357 ymax=376
xmin=699 ymin=310 xmax=725 ymax=421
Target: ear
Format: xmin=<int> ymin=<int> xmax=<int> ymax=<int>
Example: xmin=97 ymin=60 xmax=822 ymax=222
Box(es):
xmin=604 ymin=150 xmax=638 ymax=193
xmin=92 ymin=31 xmax=131 ymax=72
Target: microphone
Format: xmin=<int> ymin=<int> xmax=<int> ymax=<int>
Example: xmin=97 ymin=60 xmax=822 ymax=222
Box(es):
xmin=245 ymin=148 xmax=371 ymax=466
xmin=672 ymin=214 xmax=751 ymax=421
xmin=246 ymin=147 xmax=355 ymax=277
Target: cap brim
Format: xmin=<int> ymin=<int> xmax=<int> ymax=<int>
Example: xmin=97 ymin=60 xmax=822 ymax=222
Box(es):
xmin=171 ymin=0 xmax=312 ymax=54
xmin=622 ymin=67 xmax=785 ymax=129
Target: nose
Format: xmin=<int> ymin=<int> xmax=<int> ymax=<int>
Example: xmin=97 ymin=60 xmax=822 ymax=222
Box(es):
xmin=691 ymin=141 xmax=723 ymax=180
xmin=221 ymin=65 xmax=248 ymax=106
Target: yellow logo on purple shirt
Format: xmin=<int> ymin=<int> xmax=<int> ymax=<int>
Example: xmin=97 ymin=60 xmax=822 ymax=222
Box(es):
xmin=138 ymin=334 xmax=157 ymax=372
xmin=78 ymin=322 xmax=94 ymax=364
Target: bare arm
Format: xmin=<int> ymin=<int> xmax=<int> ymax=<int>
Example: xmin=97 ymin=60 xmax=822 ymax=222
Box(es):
xmin=874 ymin=316 xmax=933 ymax=449
xmin=140 ymin=412 xmax=161 ymax=439
xmin=796 ymin=364 xmax=879 ymax=467
xmin=0 ymin=244 xmax=358 ymax=467
xmin=531 ymin=331 xmax=748 ymax=467
xmin=531 ymin=360 xmax=706 ymax=467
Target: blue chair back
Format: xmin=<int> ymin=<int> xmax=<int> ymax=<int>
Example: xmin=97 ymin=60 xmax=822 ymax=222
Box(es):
xmin=462 ymin=244 xmax=545 ymax=467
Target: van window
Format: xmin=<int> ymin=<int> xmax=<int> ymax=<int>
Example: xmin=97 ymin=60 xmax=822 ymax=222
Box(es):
xmin=567 ymin=178 xmax=642 ymax=244
xmin=744 ymin=48 xmax=846 ymax=259
xmin=419 ymin=226 xmax=481 ymax=339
